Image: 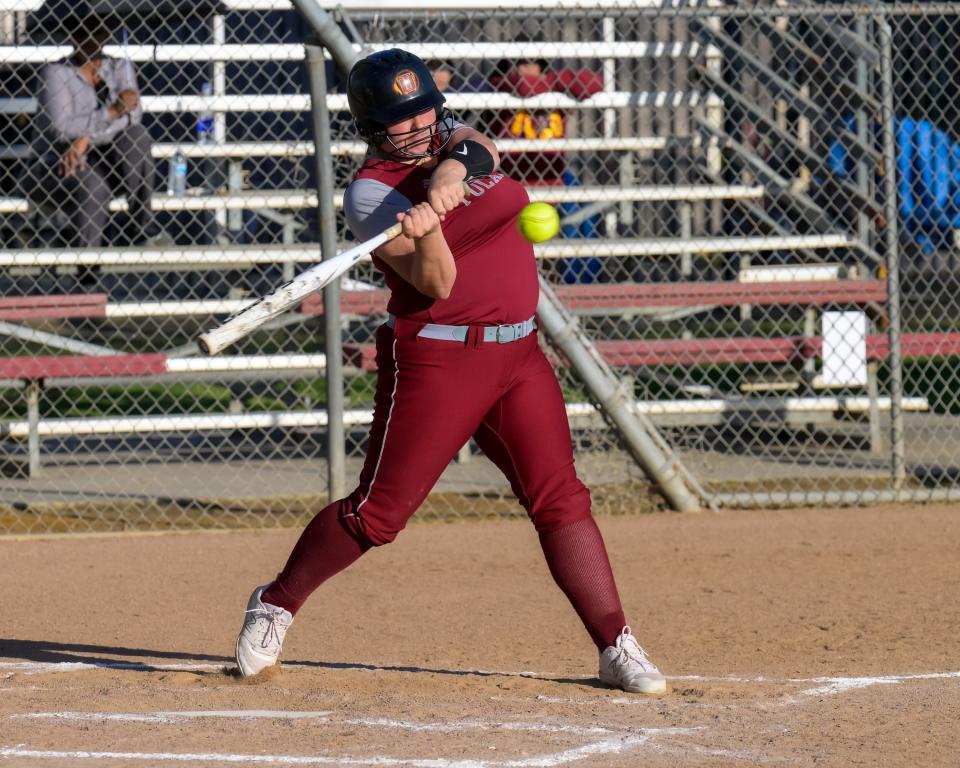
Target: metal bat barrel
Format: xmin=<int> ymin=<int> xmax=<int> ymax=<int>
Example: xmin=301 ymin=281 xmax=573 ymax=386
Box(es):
xmin=195 ymin=181 xmax=474 ymax=355
xmin=196 ymin=222 xmax=402 ymax=356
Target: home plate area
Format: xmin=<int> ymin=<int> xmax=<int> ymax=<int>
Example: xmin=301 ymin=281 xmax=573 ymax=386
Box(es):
xmin=1 ymin=660 xmax=958 ymax=767
xmin=3 ymin=508 xmax=960 ymax=766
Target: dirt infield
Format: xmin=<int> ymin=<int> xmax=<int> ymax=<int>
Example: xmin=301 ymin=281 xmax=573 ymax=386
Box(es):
xmin=1 ymin=504 xmax=958 ymax=767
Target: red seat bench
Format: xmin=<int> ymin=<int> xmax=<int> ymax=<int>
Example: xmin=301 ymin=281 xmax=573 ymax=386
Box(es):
xmin=342 ymin=332 xmax=960 ymax=372
xmin=298 ymin=280 xmax=888 ymax=316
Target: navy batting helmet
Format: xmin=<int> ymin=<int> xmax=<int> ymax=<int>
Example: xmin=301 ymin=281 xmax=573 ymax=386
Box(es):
xmin=347 ymin=49 xmax=451 ymax=158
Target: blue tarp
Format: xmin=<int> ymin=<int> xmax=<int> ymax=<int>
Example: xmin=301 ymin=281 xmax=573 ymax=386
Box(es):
xmin=830 ymin=117 xmax=960 ymax=253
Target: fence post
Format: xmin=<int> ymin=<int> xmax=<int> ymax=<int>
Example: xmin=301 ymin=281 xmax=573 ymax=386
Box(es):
xmin=304 ymin=42 xmax=345 ymax=502
xmin=291 ymin=0 xmax=360 ymax=73
xmin=26 ymin=380 xmax=41 ymax=479
xmin=856 ymin=15 xmax=883 ymax=456
xmin=878 ymin=17 xmax=906 ymax=487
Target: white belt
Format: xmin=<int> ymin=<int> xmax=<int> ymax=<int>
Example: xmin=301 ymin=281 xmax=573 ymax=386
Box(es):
xmin=387 ymin=314 xmax=536 ymax=344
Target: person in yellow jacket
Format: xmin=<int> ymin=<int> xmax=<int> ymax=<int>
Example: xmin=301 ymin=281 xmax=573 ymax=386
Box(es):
xmin=491 ymin=56 xmax=601 ymax=185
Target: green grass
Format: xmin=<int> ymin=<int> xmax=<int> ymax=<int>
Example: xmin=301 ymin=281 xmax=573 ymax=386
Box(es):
xmin=0 ymin=374 xmax=381 ymax=421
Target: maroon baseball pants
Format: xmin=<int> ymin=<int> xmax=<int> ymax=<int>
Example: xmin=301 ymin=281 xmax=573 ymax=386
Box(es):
xmin=264 ymin=319 xmax=627 ymax=649
xmin=344 ymin=318 xmax=591 ymax=543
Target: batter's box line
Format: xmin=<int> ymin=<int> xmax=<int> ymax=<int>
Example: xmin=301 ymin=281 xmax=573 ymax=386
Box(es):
xmin=0 ymin=661 xmax=225 ymax=676
xmin=491 ymin=670 xmax=960 ymax=708
xmin=11 ymin=710 xmax=619 ymax=739
xmin=0 ymin=728 xmax=693 ymax=768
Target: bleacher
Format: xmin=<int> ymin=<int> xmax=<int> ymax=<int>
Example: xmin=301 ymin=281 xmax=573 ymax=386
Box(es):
xmin=0 ymin=1 xmax=940 ymax=490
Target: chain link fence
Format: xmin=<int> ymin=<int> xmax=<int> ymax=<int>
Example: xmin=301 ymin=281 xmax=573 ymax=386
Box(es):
xmin=2 ymin=0 xmax=959 ymax=533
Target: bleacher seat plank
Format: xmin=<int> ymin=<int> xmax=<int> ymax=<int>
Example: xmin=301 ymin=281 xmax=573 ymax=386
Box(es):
xmin=6 ymin=280 xmax=885 ymax=324
xmin=869 ymin=332 xmax=960 ymax=360
xmin=6 ymin=332 xmax=955 ymax=385
xmin=0 ymin=394 xmax=927 ymax=441
xmin=553 ymin=280 xmax=887 ymax=310
xmin=0 ymin=294 xmax=107 ymax=321
xmin=0 ymin=41 xmax=717 ymax=66
xmin=344 ymin=332 xmax=960 ymax=372
xmin=1 ymin=137 xmax=687 ymax=163
xmin=0 ymin=353 xmax=167 ymax=381
xmin=1 ymin=90 xmax=720 ymax=116
xmin=0 ymin=235 xmax=851 ymax=271
xmin=301 ymin=291 xmax=390 ymax=317
xmin=0 ymin=184 xmax=763 ymax=216
xmin=0 ymin=354 xmax=331 ymax=386
xmin=600 ymin=333 xmax=960 ymax=367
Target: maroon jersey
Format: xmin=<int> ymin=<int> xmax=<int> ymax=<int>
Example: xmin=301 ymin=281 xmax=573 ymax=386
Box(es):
xmin=343 ymin=158 xmax=539 ymax=326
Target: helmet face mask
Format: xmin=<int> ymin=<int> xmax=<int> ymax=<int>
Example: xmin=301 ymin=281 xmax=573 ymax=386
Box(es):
xmin=348 ymin=49 xmax=452 ymax=160
xmin=379 ymin=107 xmax=455 ymax=160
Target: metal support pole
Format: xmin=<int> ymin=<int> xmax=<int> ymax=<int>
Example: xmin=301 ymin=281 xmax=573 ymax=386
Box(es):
xmin=26 ymin=379 xmax=41 ymax=478
xmin=857 ymin=16 xmax=882 ymax=457
xmin=802 ymin=306 xmax=816 ymax=386
xmin=537 ymin=277 xmax=702 ymax=513
xmin=305 ymin=42 xmax=345 ymax=502
xmin=739 ymin=254 xmax=752 ymax=324
xmin=212 ymin=13 xmax=227 ymax=236
xmin=679 ymin=203 xmax=693 ymax=278
xmin=866 ymin=360 xmax=884 ymax=455
xmin=291 ymin=0 xmax=361 ymax=73
xmin=228 ymin=161 xmax=243 ymax=233
xmin=878 ymin=19 xmax=907 ymax=487
xmin=602 ymin=16 xmax=618 ymax=238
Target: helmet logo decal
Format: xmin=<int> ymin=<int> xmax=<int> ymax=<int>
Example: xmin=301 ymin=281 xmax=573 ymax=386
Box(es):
xmin=392 ymin=69 xmax=420 ymax=96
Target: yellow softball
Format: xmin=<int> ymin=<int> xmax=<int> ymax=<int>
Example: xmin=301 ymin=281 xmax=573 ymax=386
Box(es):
xmin=517 ymin=202 xmax=560 ymax=243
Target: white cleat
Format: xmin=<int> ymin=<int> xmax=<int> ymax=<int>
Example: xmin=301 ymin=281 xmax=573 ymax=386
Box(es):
xmin=235 ymin=584 xmax=293 ymax=678
xmin=598 ymin=626 xmax=668 ymax=695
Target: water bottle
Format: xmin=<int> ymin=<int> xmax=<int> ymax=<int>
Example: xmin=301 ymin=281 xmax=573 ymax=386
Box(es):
xmin=120 ymin=30 xmax=136 ymax=88
xmin=167 ymin=147 xmax=187 ymax=196
xmin=197 ymin=82 xmax=215 ymax=145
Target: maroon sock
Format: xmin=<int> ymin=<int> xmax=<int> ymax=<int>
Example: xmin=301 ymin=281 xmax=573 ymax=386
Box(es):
xmin=538 ymin=516 xmax=627 ymax=651
xmin=261 ymin=502 xmax=371 ymax=616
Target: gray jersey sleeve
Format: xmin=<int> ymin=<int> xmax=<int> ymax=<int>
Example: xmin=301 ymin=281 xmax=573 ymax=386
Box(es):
xmin=443 ymin=116 xmax=465 ymax=136
xmin=343 ymin=178 xmax=412 ymax=242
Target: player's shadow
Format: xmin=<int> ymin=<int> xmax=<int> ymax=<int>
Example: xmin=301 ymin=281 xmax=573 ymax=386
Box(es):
xmin=262 ymin=659 xmax=603 ymax=689
xmin=0 ymin=638 xmax=233 ymax=671
xmin=0 ymin=638 xmax=600 ymax=689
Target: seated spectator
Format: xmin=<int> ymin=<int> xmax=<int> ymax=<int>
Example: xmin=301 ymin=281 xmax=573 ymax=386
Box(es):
xmin=489 ymin=55 xmax=602 ymax=185
xmin=27 ymin=11 xmax=169 ymax=263
xmin=490 ymin=55 xmax=604 ymax=282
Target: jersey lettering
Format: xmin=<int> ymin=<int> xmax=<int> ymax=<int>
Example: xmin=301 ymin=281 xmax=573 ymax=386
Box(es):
xmin=348 ymin=160 xmax=537 ymax=325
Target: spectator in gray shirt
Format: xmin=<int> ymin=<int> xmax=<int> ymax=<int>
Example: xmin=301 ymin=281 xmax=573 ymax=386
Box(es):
xmin=28 ymin=12 xmax=168 ymax=269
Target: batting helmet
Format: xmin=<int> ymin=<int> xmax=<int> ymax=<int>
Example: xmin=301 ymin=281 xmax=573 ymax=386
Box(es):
xmin=347 ymin=49 xmax=451 ymax=157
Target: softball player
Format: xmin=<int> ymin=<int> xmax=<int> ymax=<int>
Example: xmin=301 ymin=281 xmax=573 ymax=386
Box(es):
xmin=235 ymin=49 xmax=666 ymax=695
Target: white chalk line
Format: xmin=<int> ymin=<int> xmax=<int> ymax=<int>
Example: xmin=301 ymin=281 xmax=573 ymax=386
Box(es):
xmin=649 ymin=740 xmax=783 ymax=764
xmin=12 ymin=711 xmax=616 ymax=737
xmin=13 ymin=711 xmax=333 ymax=724
xmin=0 ymin=661 xmax=224 ymax=676
xmin=3 ymin=659 xmax=958 ymax=699
xmin=795 ymin=671 xmax=960 ymax=696
xmin=6 ymin=673 xmax=958 ymax=766
xmin=488 ymin=671 xmax=960 ymax=711
xmin=0 ymin=730 xmax=692 ymax=768
xmin=2 ymin=709 xmax=695 ymax=766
